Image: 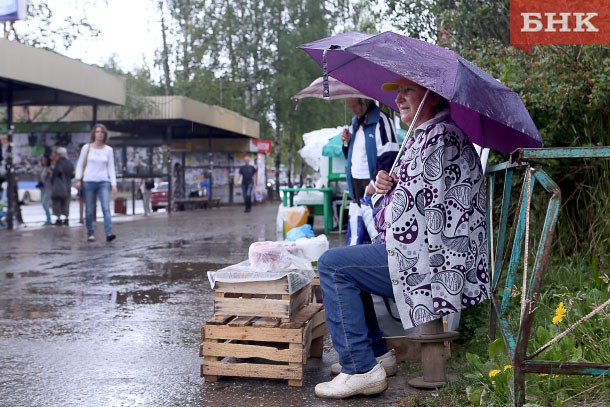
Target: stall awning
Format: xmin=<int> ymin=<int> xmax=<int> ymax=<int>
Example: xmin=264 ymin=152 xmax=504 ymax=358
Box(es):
xmin=11 ymin=96 xmax=260 ymax=140
xmin=0 ymin=39 xmax=126 ymax=106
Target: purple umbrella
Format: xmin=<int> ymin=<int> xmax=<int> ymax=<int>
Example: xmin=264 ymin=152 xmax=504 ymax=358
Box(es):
xmin=299 ymin=31 xmax=542 ymax=154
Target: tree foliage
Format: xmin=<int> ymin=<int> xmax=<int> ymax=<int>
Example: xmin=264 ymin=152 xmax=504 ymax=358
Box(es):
xmin=13 ymin=0 xmax=100 ymax=50
xmin=156 ymin=0 xmax=357 ymax=190
xmin=384 ymin=0 xmax=610 ymax=258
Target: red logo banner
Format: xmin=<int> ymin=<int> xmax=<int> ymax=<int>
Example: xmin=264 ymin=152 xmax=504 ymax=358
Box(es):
xmin=510 ymin=0 xmax=610 ymax=52
xmin=250 ymin=139 xmax=272 ymax=154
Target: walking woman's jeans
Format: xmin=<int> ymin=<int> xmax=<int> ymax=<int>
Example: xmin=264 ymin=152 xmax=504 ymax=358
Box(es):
xmin=318 ymin=243 xmax=395 ymax=374
xmin=83 ymin=181 xmax=112 ymax=237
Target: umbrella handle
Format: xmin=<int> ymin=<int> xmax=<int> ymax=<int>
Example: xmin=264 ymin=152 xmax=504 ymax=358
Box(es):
xmin=387 ymin=89 xmax=430 ymax=177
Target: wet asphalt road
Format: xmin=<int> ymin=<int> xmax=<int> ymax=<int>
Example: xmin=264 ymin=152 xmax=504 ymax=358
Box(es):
xmin=0 ymin=202 xmax=423 ymax=407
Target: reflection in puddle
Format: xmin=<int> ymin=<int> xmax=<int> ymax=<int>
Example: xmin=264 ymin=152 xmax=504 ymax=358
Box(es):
xmin=115 ymin=288 xmax=169 ymax=305
xmin=147 ymin=239 xmax=188 ymax=250
xmin=2 ymin=271 xmax=49 ymax=279
xmin=153 ymin=262 xmax=229 ymax=281
xmin=109 ymin=262 xmax=229 ymax=285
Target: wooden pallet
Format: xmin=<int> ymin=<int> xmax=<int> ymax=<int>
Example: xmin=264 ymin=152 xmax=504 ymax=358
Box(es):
xmin=311 ymin=268 xmax=322 ymax=303
xmin=213 ymin=278 xmax=311 ymax=322
xmin=200 ymin=303 xmax=327 ymax=386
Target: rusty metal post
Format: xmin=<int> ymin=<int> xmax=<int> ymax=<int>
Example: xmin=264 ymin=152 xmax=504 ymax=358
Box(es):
xmin=407 ymin=318 xmax=459 ymax=389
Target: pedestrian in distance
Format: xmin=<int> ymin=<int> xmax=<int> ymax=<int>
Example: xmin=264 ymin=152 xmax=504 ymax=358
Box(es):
xmin=74 ymin=124 xmax=118 ymax=242
xmin=172 ymin=162 xmax=184 ymax=211
xmin=50 ymin=147 xmax=74 ymax=226
xmin=238 ymin=156 xmax=257 ymax=213
xmin=314 ymin=77 xmax=489 ymax=399
xmin=76 ymin=143 xmax=86 ymax=224
xmin=141 ymin=178 xmax=154 ymax=216
xmin=39 ymin=154 xmax=53 ymax=225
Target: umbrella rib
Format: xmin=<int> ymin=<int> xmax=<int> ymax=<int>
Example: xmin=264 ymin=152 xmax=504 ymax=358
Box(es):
xmin=387 ymin=90 xmax=431 ymax=176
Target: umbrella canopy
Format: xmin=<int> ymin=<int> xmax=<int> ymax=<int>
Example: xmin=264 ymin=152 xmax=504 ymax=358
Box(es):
xmin=299 ymin=31 xmax=542 ymax=153
xmin=292 ymin=76 xmax=369 ymax=100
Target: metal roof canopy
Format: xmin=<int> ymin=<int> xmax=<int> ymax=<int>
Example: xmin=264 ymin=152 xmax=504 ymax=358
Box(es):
xmin=107 ymin=96 xmax=260 ymax=140
xmin=0 ymin=39 xmax=126 ymax=107
xmin=14 ymin=96 xmax=260 ymax=140
xmin=0 ymin=39 xmax=126 ymax=231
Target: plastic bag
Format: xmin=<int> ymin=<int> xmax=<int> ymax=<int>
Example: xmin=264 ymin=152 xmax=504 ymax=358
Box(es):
xmin=286 ymin=224 xmax=315 ymax=241
xmin=294 ymin=234 xmax=329 ymax=261
xmin=360 ymin=196 xmax=379 ymax=242
xmin=346 ymin=202 xmax=369 ymax=246
xmin=248 ymin=241 xmax=293 ymax=272
xmin=281 ymin=205 xmax=309 ymax=235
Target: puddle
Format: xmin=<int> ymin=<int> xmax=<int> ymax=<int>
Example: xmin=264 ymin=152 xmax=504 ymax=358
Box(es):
xmin=1 ymin=271 xmax=48 ymax=279
xmin=114 ymin=288 xmax=169 ymax=304
xmin=147 ymin=239 xmax=188 ymax=250
xmin=109 ymin=262 xmax=229 ymax=285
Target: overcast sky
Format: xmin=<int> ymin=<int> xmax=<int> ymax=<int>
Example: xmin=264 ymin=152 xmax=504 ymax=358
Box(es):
xmin=33 ymin=0 xmax=162 ymax=72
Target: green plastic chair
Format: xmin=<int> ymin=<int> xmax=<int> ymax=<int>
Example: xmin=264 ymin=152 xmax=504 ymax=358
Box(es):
xmin=338 ymin=190 xmax=350 ymax=233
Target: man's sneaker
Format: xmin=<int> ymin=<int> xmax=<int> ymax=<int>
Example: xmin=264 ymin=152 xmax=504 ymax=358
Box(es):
xmin=315 ymin=363 xmax=388 ymax=399
xmin=331 ymin=349 xmax=398 ymax=376
xmin=54 ymin=219 xmax=63 ymax=226
xmin=87 ymin=235 xmax=96 ymax=242
xmin=106 ymin=234 xmax=116 ymax=242
xmin=63 ymin=219 xmax=69 ymax=226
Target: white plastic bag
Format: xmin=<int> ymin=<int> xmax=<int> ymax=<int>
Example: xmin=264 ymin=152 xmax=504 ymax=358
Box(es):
xmin=346 ymin=202 xmax=365 ymax=246
xmin=248 ymin=241 xmax=292 ymax=272
xmin=361 ymin=198 xmax=379 ymax=242
xmin=295 ymin=234 xmax=329 ymax=262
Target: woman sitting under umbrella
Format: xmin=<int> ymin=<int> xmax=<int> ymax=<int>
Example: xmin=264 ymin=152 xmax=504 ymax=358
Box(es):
xmin=315 ymin=77 xmax=490 ymax=399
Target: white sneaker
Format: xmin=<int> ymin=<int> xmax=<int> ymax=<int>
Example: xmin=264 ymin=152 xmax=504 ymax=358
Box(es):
xmin=331 ymin=349 xmax=398 ymax=376
xmin=315 ymin=363 xmax=388 ymax=399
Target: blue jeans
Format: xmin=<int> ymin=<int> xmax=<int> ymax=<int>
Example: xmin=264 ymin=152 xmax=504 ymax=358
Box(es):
xmin=242 ymin=182 xmax=253 ymax=210
xmin=318 ymin=243 xmax=394 ymax=374
xmin=83 ymin=181 xmax=112 ymax=237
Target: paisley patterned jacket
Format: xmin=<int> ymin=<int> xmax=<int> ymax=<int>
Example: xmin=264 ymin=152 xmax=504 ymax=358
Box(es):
xmin=374 ymin=110 xmax=490 ymax=330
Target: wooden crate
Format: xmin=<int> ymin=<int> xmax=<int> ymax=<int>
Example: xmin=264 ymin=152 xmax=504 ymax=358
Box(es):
xmin=213 ymin=277 xmax=311 ymax=322
xmin=200 ymin=303 xmax=327 ymax=386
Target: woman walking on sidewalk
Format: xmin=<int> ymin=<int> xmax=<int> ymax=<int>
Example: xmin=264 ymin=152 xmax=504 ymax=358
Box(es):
xmin=74 ymin=124 xmax=118 ymax=242
xmin=39 ymin=154 xmax=53 ymax=225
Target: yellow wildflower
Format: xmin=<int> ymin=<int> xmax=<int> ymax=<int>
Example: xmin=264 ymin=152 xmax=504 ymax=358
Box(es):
xmin=503 ymin=365 xmax=512 ymax=371
xmin=489 ymin=369 xmax=501 ymax=378
xmin=552 ymin=302 xmax=567 ymax=325
xmin=539 ymin=373 xmax=548 ymax=377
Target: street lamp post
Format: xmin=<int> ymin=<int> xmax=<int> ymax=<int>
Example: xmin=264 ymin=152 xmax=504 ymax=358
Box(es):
xmin=5 ymin=125 xmax=14 ymax=230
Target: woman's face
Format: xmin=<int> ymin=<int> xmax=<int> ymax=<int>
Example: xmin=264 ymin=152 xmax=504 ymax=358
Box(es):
xmin=394 ymin=79 xmax=435 ymax=127
xmin=94 ymin=127 xmax=106 ymax=143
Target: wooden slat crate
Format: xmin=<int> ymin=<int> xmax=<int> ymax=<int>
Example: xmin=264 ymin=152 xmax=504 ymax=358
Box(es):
xmin=213 ymin=277 xmax=311 ymax=322
xmin=200 ymin=303 xmax=327 ymax=386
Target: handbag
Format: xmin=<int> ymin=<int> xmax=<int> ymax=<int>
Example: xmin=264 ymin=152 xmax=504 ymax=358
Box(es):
xmin=78 ymin=144 xmax=92 ymax=187
xmin=51 ymin=174 xmax=68 ymax=200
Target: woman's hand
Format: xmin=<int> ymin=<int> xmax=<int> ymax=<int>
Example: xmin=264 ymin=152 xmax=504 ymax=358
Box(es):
xmin=74 ymin=180 xmax=82 ymax=190
xmin=111 ymin=185 xmax=118 ymax=195
xmin=375 ymin=170 xmax=398 ymax=195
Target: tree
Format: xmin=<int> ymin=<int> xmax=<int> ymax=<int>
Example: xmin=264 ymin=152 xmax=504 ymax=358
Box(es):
xmin=12 ymin=0 xmax=101 ymax=51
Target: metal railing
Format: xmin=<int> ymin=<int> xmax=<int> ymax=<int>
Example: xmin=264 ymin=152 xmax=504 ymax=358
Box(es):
xmin=487 ymin=147 xmax=610 ymax=406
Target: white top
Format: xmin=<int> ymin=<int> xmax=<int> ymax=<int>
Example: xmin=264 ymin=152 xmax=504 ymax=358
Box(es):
xmin=350 ymin=126 xmax=370 ymax=179
xmin=75 ymin=144 xmax=117 ymax=186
